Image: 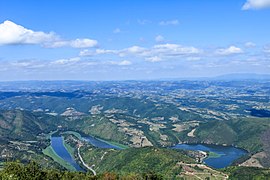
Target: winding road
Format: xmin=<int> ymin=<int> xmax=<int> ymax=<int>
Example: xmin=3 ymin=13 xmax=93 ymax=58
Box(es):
xmin=77 ymin=145 xmax=96 ymax=176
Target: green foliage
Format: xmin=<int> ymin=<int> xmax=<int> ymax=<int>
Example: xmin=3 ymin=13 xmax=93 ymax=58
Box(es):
xmin=224 ymin=166 xmax=270 ymax=180
xmin=207 ymin=151 xmax=221 ymax=158
xmin=193 ymin=117 xmax=270 ymax=152
xmin=70 ymin=115 xmax=128 ymax=144
xmin=0 ymin=110 xmax=60 ymax=141
xmin=81 ymin=147 xmax=194 ymax=179
xmin=0 ymin=161 xmax=165 ymax=180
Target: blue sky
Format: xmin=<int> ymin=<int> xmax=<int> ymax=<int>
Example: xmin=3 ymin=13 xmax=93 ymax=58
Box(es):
xmin=0 ymin=0 xmax=270 ymax=80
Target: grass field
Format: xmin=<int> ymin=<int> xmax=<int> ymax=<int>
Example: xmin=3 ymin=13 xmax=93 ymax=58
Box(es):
xmin=42 ymin=146 xmax=76 ymax=171
xmin=62 ymin=139 xmax=75 ymax=158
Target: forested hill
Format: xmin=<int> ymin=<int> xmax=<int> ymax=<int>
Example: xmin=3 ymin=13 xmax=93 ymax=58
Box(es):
xmin=0 ymin=110 xmax=59 ymax=141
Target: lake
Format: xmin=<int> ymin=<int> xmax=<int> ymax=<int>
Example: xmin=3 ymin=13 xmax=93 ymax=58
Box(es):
xmin=172 ymin=144 xmax=247 ymax=169
xmin=82 ymin=136 xmax=123 ymax=149
xmin=51 ymin=136 xmax=84 ymax=171
xmin=50 ymin=134 xmax=122 ymax=171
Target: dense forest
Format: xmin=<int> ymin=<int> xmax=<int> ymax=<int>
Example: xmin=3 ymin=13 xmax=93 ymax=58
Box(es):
xmin=1 ymin=161 xmax=270 ymax=180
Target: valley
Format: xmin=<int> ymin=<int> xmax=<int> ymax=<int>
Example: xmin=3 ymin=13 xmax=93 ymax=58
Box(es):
xmin=0 ymin=80 xmax=270 ymax=179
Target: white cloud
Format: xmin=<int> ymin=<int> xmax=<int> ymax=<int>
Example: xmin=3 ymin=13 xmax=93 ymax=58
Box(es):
xmin=0 ymin=20 xmax=98 ymax=48
xmin=11 ymin=61 xmax=34 ymax=67
xmin=120 ymin=44 xmax=200 ymax=61
xmin=152 ymin=44 xmax=200 ymax=55
xmin=113 ymin=28 xmax=121 ymax=34
xmin=51 ymin=57 xmax=80 ymax=65
xmin=69 ymin=39 xmax=97 ymax=48
xmin=80 ymin=43 xmax=201 ymax=62
xmin=79 ymin=49 xmax=118 ymax=56
xmin=118 ymin=60 xmax=132 ymax=66
xmin=146 ymin=56 xmax=162 ymax=62
xmin=118 ymin=46 xmax=146 ymax=57
xmin=109 ymin=60 xmax=132 ymax=66
xmin=245 ymin=42 xmax=256 ymax=48
xmin=48 ymin=39 xmax=97 ymax=48
xmin=155 ymin=35 xmax=164 ymax=42
xmin=159 ymin=19 xmax=179 ymax=26
xmin=242 ymin=0 xmax=270 ymax=10
xmin=79 ymin=49 xmax=92 ymax=56
xmin=215 ymin=46 xmax=243 ymax=55
xmin=0 ymin=20 xmax=57 ymax=45
xmin=125 ymin=46 xmax=146 ymax=53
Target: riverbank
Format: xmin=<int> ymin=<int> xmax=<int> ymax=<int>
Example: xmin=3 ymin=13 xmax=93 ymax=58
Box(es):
xmin=77 ymin=146 xmax=96 ymax=175
xmin=42 ymin=145 xmax=76 ymax=171
xmin=63 ymin=130 xmax=128 ymax=149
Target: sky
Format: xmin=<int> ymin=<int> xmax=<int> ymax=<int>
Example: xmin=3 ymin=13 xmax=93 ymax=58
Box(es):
xmin=0 ymin=0 xmax=270 ymax=81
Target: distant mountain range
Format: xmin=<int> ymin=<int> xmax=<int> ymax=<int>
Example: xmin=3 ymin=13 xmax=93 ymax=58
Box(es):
xmin=0 ymin=73 xmax=270 ymax=82
xmin=212 ymin=73 xmax=270 ymax=80
xmin=161 ymin=73 xmax=270 ymax=81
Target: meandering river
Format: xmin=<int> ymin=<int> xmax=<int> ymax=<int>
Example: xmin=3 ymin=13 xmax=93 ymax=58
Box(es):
xmin=51 ymin=136 xmax=84 ymax=171
xmin=82 ymin=136 xmax=123 ymax=149
xmin=50 ymin=132 xmax=247 ymax=170
xmin=50 ymin=134 xmax=122 ymax=171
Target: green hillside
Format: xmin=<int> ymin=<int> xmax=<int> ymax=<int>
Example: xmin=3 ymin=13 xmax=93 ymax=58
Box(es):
xmin=0 ymin=110 xmax=60 ymax=141
xmin=80 ymin=146 xmax=195 ymax=178
xmin=191 ymin=117 xmax=270 ymax=152
xmin=224 ymin=166 xmax=270 ymax=179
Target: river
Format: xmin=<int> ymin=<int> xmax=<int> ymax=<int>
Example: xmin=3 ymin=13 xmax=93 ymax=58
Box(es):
xmin=82 ymin=136 xmax=123 ymax=149
xmin=51 ymin=136 xmax=84 ymax=171
xmin=50 ymin=134 xmax=122 ymax=171
xmin=51 ymin=133 xmax=247 ymax=170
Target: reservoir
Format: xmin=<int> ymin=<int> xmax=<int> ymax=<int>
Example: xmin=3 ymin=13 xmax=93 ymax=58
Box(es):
xmin=50 ymin=134 xmax=122 ymax=171
xmin=82 ymin=136 xmax=122 ymax=149
xmin=172 ymin=144 xmax=247 ymax=169
xmin=51 ymin=132 xmax=246 ymax=170
xmin=51 ymin=136 xmax=84 ymax=171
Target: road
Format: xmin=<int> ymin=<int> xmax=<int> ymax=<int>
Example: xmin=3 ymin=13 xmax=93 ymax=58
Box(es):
xmin=77 ymin=145 xmax=96 ymax=176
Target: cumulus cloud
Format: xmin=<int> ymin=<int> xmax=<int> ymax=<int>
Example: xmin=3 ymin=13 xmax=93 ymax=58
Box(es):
xmin=0 ymin=20 xmax=57 ymax=45
xmin=215 ymin=46 xmax=243 ymax=55
xmin=159 ymin=19 xmax=179 ymax=26
xmin=0 ymin=20 xmax=97 ymax=48
xmin=242 ymin=0 xmax=270 ymax=10
xmin=155 ymin=35 xmax=164 ymax=42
